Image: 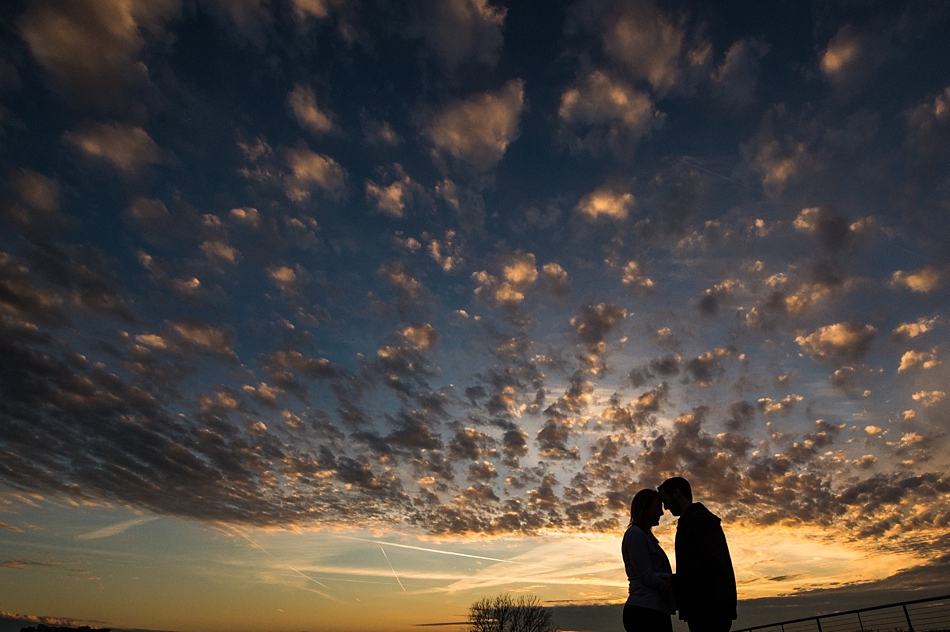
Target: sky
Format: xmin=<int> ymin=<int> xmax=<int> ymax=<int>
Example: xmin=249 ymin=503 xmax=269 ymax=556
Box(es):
xmin=1 ymin=0 xmax=950 ymax=631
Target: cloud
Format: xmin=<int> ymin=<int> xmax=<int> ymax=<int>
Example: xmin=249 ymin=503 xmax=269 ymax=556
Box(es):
xmin=739 ymin=264 xmax=847 ymax=329
xmin=283 ymin=147 xmax=346 ymax=201
xmin=7 ymin=0 xmax=950 ymax=565
xmin=684 ymin=346 xmax=736 ymax=385
xmin=888 ymin=432 xmax=926 ymax=453
xmin=260 ymin=352 xmax=337 ymax=401
xmin=10 ymin=171 xmax=60 ymax=218
xmin=559 ymin=71 xmax=662 ymax=155
xmin=630 ymin=168 xmax=701 ymax=240
xmin=829 ymin=365 xmax=878 ymax=397
xmin=229 ymin=207 xmax=261 ymax=228
xmin=0 ymin=328 xmax=330 ymax=527
xmin=380 ymin=262 xmax=426 ymax=303
xmin=267 ymin=265 xmax=301 ymax=294
xmin=912 ymin=391 xmax=946 ymax=407
xmin=891 ymin=267 xmax=943 ymax=293
xmin=501 ymin=428 xmax=529 ymax=466
xmin=362 ymin=117 xmax=402 ymax=148
xmin=898 ymin=349 xmax=940 ymax=372
xmin=695 ymin=278 xmax=743 ymax=316
xmin=598 ymin=0 xmax=703 ymax=95
xmin=289 ymin=0 xmax=343 ymax=20
xmin=537 ymin=417 xmax=580 ymax=461
xmin=726 ymin=400 xmax=755 ymax=430
xmin=77 ymin=516 xmax=158 ymax=539
xmin=0 ymin=611 xmax=87 ymax=628
xmin=200 ymin=0 xmax=271 ymax=44
xmin=401 ymin=323 xmax=438 ymax=350
xmin=126 ymin=197 xmax=176 ymax=242
xmin=2 ymin=169 xmax=63 ymax=236
xmin=575 ymin=186 xmax=635 ymax=220
xmin=892 ymin=316 xmax=939 ymax=343
xmin=433 ymin=179 xmax=488 ymax=231
xmin=599 ymin=386 xmax=668 ymax=431
xmin=19 ymin=0 xmax=180 ymax=107
xmin=415 ymin=0 xmax=506 ymax=68
xmin=424 ymin=79 xmax=525 ymax=174
xmin=621 ymin=261 xmax=654 ymax=289
xmin=649 ymin=354 xmax=680 ymax=377
xmin=288 ymin=84 xmax=334 ymax=135
xmin=502 ymin=253 xmax=538 ymax=287
xmin=820 ymin=26 xmax=865 ymax=80
xmin=907 ymin=86 xmax=950 ymax=154
xmin=201 ymin=240 xmax=241 ymax=265
xmin=238 ymin=135 xmax=273 ymax=162
xmin=64 ymin=123 xmax=162 ymax=175
xmin=263 ymin=350 xmax=338 ymax=383
xmin=0 ymin=250 xmax=135 ymax=326
xmin=0 ymin=295 xmax=946 ymax=540
xmin=243 ymin=383 xmax=283 ymax=408
xmin=852 ymin=455 xmax=877 ymax=469
xmin=542 ymin=263 xmax=570 ymax=297
xmin=570 ymin=302 xmax=626 ymax=374
xmin=817 ymin=24 xmax=893 ymax=95
xmin=135 ymin=251 xmax=203 ymax=298
xmin=571 ymin=302 xmax=626 ymax=348
xmin=447 ymin=427 xmax=497 ymax=461
xmin=712 ymin=38 xmax=770 ymax=107
xmin=793 ymin=207 xmax=861 ymax=251
xmin=365 ymin=165 xmax=418 ymax=218
xmin=166 ymin=319 xmax=235 ymax=358
xmin=757 ymin=394 xmax=804 ymax=416
xmin=427 ymin=231 xmax=463 ymax=272
xmin=472 ymin=252 xmax=539 ymax=309
xmin=752 ymin=137 xmax=811 ymax=198
xmin=654 ymin=327 xmax=675 ymax=345
xmin=675 ymin=219 xmax=736 ymax=251
xmin=365 ymin=181 xmax=406 ymax=217
xmin=796 ymin=322 xmax=877 ymax=364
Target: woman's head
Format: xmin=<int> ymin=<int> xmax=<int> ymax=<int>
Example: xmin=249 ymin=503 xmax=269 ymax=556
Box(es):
xmin=629 ymin=488 xmax=662 ymax=531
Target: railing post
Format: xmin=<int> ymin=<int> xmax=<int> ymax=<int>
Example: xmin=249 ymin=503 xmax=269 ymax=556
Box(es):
xmin=857 ymin=611 xmax=864 ymax=632
xmin=902 ymin=603 xmax=914 ymax=632
xmin=816 ymin=617 xmax=823 ymax=632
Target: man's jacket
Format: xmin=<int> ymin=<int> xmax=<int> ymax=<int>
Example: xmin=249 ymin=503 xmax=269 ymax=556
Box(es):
xmin=672 ymin=502 xmax=737 ymax=622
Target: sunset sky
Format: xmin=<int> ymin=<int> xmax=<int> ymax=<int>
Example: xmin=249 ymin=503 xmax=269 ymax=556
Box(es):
xmin=1 ymin=1 xmax=950 ymax=631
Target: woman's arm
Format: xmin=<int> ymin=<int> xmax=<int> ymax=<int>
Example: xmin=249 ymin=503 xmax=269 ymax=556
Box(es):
xmin=625 ymin=528 xmax=672 ymax=589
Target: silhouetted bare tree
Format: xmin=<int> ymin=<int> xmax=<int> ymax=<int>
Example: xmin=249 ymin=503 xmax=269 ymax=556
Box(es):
xmin=468 ymin=593 xmax=558 ymax=632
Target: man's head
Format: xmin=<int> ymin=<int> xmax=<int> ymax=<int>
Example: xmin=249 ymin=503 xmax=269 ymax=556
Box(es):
xmin=658 ymin=476 xmax=692 ymax=516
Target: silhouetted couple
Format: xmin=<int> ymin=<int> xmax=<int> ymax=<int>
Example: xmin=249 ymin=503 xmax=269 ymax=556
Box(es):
xmin=622 ymin=477 xmax=737 ymax=632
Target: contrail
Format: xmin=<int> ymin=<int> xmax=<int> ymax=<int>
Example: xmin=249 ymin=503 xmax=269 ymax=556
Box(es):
xmin=233 ymin=528 xmax=332 ymax=592
xmin=679 ymin=157 xmax=745 ymax=186
xmin=286 ymin=564 xmax=332 ymax=591
xmin=342 ymin=537 xmax=553 ymax=570
xmin=380 ymin=547 xmax=407 ymax=592
xmin=291 ymin=576 xmax=396 ymax=586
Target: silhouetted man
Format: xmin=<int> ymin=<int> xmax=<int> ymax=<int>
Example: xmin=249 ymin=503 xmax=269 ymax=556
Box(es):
xmin=658 ymin=477 xmax=737 ymax=632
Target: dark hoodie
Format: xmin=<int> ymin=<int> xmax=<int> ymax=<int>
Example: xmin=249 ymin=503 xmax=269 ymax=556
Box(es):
xmin=672 ymin=502 xmax=737 ymax=622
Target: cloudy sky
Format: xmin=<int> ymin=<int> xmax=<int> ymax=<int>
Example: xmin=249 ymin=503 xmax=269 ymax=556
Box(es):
xmin=1 ymin=0 xmax=950 ymax=630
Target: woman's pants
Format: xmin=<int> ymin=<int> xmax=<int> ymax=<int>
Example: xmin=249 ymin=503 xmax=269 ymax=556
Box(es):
xmin=623 ymin=604 xmax=673 ymax=632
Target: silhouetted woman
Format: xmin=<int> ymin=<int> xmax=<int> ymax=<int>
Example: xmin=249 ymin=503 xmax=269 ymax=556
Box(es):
xmin=622 ymin=488 xmax=675 ymax=632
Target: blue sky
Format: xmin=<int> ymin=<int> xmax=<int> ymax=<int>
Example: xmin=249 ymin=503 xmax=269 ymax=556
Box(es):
xmin=1 ymin=1 xmax=950 ymax=631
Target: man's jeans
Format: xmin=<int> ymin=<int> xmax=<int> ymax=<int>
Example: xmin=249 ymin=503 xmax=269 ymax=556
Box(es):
xmin=687 ymin=619 xmax=733 ymax=632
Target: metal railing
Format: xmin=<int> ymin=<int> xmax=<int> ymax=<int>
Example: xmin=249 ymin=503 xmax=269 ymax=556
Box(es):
xmin=734 ymin=594 xmax=950 ymax=632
